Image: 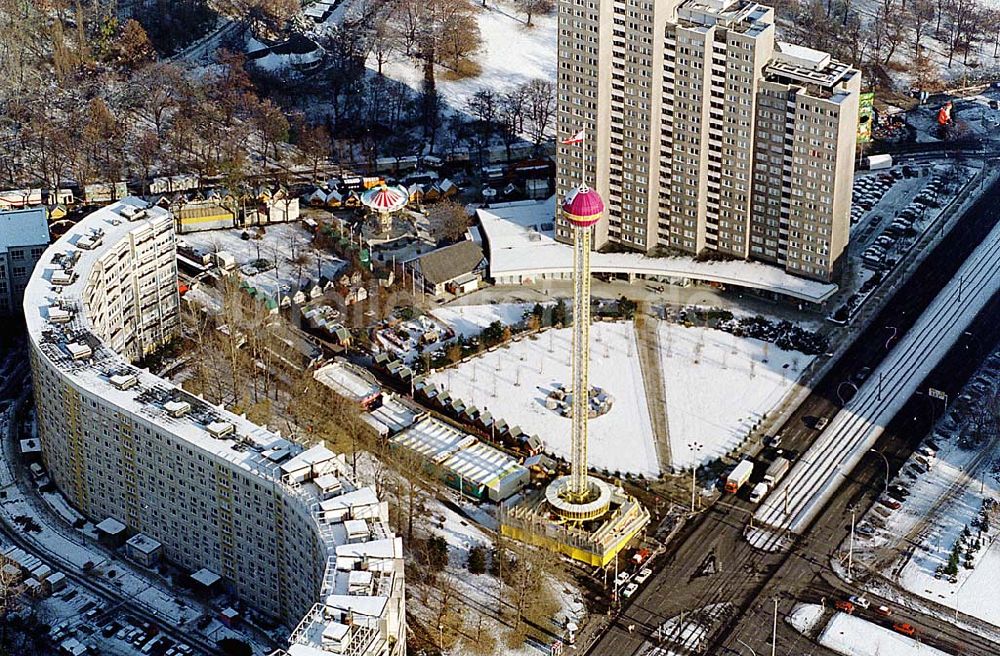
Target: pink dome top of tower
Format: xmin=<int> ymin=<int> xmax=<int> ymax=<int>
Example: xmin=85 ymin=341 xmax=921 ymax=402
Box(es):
xmin=562 ymin=185 xmax=605 ymax=228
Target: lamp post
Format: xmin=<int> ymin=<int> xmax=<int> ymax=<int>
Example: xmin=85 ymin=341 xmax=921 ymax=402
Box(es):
xmin=688 ymin=441 xmax=704 ymax=512
xmin=869 ymin=449 xmax=890 ymax=492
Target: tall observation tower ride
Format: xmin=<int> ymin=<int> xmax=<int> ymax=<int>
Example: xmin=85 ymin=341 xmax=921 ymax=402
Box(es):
xmin=499 ymin=183 xmax=650 ymax=567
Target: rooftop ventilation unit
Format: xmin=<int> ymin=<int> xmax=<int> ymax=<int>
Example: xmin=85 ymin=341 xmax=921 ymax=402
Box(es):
xmin=51 ymin=270 xmax=73 ymax=286
xmin=65 ymin=342 xmax=92 ymax=361
xmin=110 ymin=373 xmax=138 ymax=390
xmin=48 ymin=306 xmax=72 ymax=324
xmin=164 ymin=400 xmax=191 ymax=418
xmin=207 ymin=421 xmax=235 ymax=439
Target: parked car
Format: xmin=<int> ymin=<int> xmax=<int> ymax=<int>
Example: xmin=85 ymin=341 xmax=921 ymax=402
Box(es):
xmin=876 ymin=605 xmax=893 ymax=617
xmin=879 ymin=497 xmax=902 ymax=510
xmin=834 ymin=600 xmax=855 ymax=614
xmin=635 ymin=568 xmax=653 ymax=584
xmin=814 ymin=417 xmax=830 ymax=430
xmin=615 ymin=572 xmax=631 ymax=588
xmin=849 ymin=595 xmax=870 ymax=609
xmin=622 ymin=582 xmax=639 ymax=598
xmin=857 ymin=523 xmax=876 ymax=536
xmin=892 ymin=622 xmax=916 ymax=637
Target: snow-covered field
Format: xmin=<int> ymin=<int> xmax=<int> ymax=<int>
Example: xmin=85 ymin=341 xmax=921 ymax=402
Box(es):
xmin=426 ymin=311 xmax=811 ymax=476
xmin=178 ymin=223 xmax=347 ymax=300
xmin=370 ymin=0 xmax=555 ymax=115
xmin=658 ymin=322 xmax=809 ymax=470
xmin=788 ymin=604 xmax=950 ymax=656
xmin=429 ymin=320 xmax=659 ymax=475
xmin=430 ymin=303 xmax=541 ymax=338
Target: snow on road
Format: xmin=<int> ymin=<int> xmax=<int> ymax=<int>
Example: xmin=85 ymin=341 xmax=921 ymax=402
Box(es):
xmin=753 ymin=213 xmax=1000 ymax=542
xmin=818 ymin=610 xmax=950 ymax=656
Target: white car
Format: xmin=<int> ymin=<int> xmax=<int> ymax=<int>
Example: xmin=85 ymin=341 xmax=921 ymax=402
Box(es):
xmin=635 ymin=567 xmax=653 ymax=584
xmin=622 ymin=582 xmax=639 ymax=598
xmin=614 ymin=572 xmax=631 ymax=588
xmin=849 ymin=595 xmax=871 ymax=609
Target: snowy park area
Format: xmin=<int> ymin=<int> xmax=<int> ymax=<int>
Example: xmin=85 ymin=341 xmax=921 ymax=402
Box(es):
xmin=370 ymin=0 xmax=555 ymax=116
xmin=426 ymin=307 xmax=812 ymax=476
xmin=178 ymin=223 xmax=347 ymax=300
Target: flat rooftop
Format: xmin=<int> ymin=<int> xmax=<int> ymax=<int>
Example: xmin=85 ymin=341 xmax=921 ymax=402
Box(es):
xmin=313 ymin=361 xmax=381 ymax=403
xmin=477 ymin=198 xmax=838 ymax=303
xmin=0 ymin=207 xmax=50 ymax=249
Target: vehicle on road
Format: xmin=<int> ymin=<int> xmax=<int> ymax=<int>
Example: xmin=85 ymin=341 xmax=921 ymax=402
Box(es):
xmin=834 ymin=600 xmax=855 ymax=614
xmin=876 ymin=605 xmax=893 ymax=617
xmin=634 ymin=568 xmax=653 ymax=584
xmin=725 ymin=460 xmax=754 ymax=494
xmin=749 ymin=482 xmax=769 ymax=504
xmin=763 ymin=457 xmax=791 ymax=486
xmin=892 ymin=622 xmax=916 ymax=637
xmin=849 ymin=595 xmax=870 ymax=609
xmin=622 ymin=583 xmax=639 ymax=598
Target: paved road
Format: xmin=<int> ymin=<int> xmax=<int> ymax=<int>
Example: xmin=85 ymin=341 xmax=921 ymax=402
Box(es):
xmin=587 ymin=173 xmax=1000 ymax=656
xmin=633 ymin=303 xmax=672 ymax=472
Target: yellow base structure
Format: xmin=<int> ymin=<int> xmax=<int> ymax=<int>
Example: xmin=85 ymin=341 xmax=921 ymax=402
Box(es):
xmin=499 ymin=484 xmax=650 ymax=567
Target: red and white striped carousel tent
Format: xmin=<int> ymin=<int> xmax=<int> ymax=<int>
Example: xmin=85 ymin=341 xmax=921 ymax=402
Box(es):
xmin=360 ymin=184 xmax=409 ymax=213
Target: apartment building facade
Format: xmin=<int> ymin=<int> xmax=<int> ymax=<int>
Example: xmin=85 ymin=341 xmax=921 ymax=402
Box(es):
xmin=25 ymin=200 xmax=406 ymax=656
xmin=555 ymin=0 xmax=860 ymax=282
xmin=0 ymin=207 xmax=50 ymax=315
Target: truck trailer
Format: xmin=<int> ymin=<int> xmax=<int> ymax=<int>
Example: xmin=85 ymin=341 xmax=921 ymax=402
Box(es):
xmin=725 ymin=460 xmax=754 ymax=494
xmin=763 ymin=457 xmax=791 ymax=486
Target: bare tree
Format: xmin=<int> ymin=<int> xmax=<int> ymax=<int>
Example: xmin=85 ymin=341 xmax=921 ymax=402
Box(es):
xmin=523 ymin=79 xmax=555 ymax=146
xmin=517 ymin=0 xmax=552 ymax=26
xmin=427 ymin=199 xmax=470 ymax=243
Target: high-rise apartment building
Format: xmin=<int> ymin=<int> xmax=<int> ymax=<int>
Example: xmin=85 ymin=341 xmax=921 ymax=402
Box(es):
xmin=0 ymin=207 xmax=50 ymax=314
xmin=555 ymin=0 xmax=860 ymax=282
xmin=25 ymin=199 xmax=406 ymax=656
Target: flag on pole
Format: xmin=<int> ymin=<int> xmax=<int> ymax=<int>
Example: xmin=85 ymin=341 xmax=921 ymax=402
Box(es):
xmin=561 ymin=128 xmax=586 ymax=145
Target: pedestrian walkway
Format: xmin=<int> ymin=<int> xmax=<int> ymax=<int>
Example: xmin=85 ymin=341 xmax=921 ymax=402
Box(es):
xmin=633 ymin=303 xmax=672 ymax=473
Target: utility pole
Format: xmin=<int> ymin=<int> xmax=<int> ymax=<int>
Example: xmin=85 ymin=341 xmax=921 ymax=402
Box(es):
xmin=771 ymin=598 xmax=778 ymax=656
xmin=848 ymin=506 xmax=856 ymax=580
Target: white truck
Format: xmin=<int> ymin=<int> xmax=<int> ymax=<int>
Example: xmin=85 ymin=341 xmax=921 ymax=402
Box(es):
xmin=867 ymin=154 xmax=893 ymax=170
xmin=763 ymin=457 xmax=791 ymax=487
xmin=725 ymin=459 xmax=754 ymax=494
xmin=749 ymin=482 xmax=769 ymax=503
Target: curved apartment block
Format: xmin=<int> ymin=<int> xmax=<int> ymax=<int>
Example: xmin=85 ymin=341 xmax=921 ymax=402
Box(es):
xmin=24 ymin=199 xmax=406 ymax=656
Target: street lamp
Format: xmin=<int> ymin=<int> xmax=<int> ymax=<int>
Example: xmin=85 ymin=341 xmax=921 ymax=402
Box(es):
xmin=687 ymin=441 xmax=704 ymax=512
xmin=869 ymin=448 xmax=890 ymax=492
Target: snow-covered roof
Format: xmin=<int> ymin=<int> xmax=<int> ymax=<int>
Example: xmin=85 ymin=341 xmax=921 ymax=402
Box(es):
xmin=23 ymin=200 xmax=405 ymax=656
xmin=313 ymin=361 xmax=381 ymax=403
xmin=477 ymin=197 xmax=838 ymax=303
xmin=0 ymin=207 xmax=50 ymax=250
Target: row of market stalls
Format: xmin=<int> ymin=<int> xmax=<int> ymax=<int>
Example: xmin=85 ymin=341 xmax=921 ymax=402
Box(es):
xmin=312 ymin=359 xmax=535 ymax=502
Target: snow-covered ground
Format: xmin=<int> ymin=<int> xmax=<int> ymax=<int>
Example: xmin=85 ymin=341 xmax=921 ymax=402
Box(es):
xmin=431 ymin=303 xmax=541 ymax=338
xmin=659 ymin=322 xmax=810 ymax=470
xmin=429 ymin=320 xmax=659 ymax=475
xmin=842 ymin=346 xmax=1000 ymax=630
xmin=817 ymin=610 xmax=950 ymax=656
xmin=178 ymin=223 xmax=347 ymax=301
xmin=425 ymin=315 xmax=811 ymax=475
xmin=370 ymin=0 xmax=555 ymax=115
